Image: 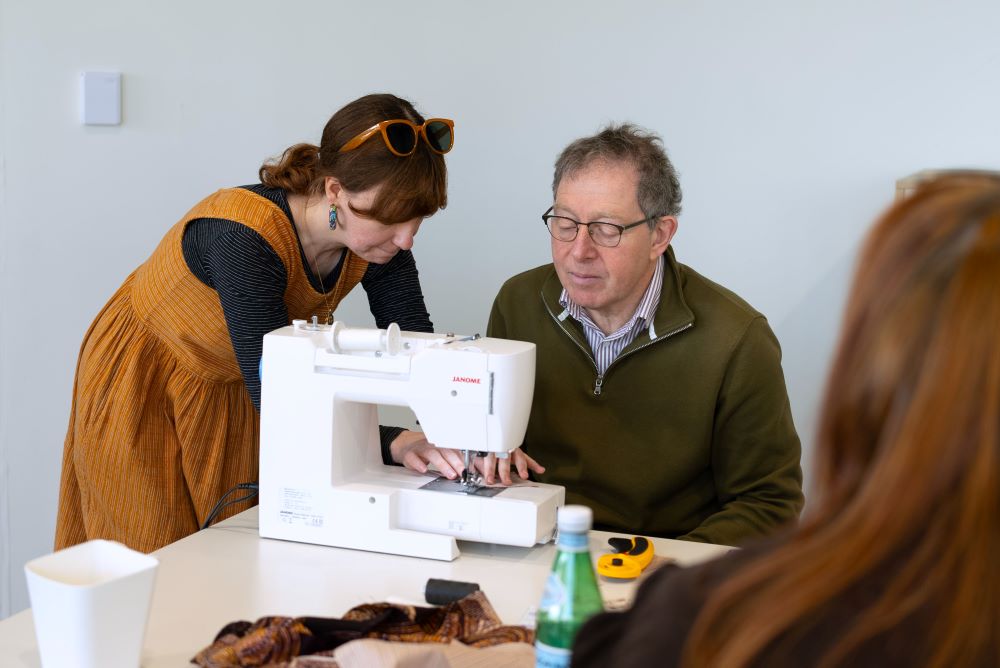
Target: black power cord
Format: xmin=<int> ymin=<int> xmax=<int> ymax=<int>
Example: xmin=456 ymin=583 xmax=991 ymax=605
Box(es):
xmin=201 ymin=482 xmax=258 ymax=530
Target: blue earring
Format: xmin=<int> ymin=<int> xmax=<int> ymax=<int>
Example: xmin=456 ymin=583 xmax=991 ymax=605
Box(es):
xmin=329 ymin=204 xmax=338 ymax=230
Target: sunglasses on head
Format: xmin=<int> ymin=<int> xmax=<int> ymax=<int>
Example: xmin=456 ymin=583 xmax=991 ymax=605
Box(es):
xmin=339 ymin=118 xmax=455 ymax=157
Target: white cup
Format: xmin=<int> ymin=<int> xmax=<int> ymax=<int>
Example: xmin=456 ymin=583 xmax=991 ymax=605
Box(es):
xmin=24 ymin=539 xmax=159 ymax=668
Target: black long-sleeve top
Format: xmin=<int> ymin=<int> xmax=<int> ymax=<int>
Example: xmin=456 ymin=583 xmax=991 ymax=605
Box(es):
xmin=181 ymin=184 xmax=432 ymax=461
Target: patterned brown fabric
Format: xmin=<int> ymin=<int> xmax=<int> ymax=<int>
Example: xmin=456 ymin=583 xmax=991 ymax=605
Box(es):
xmin=191 ymin=592 xmax=533 ymax=667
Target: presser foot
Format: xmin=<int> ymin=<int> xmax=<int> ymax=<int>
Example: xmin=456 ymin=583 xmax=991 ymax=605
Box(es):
xmin=457 ymin=450 xmax=488 ymax=493
xmin=459 ymin=468 xmax=484 ymax=491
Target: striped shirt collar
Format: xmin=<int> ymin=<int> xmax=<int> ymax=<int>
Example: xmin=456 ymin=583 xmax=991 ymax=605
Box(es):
xmin=558 ymin=256 xmax=664 ymax=373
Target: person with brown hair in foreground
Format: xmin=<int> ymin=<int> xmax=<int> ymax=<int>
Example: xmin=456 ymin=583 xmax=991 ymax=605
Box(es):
xmin=571 ymin=173 xmax=1000 ymax=667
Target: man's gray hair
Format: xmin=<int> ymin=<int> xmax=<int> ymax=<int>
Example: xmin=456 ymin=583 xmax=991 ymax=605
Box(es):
xmin=552 ymin=123 xmax=682 ymax=220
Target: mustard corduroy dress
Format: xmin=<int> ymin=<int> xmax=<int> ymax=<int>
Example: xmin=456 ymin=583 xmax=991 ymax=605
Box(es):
xmin=56 ymin=188 xmax=368 ymax=552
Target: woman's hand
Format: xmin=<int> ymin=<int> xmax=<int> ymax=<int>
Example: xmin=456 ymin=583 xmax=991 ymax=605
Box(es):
xmin=389 ymin=430 xmax=467 ymax=479
xmin=390 ymin=431 xmax=545 ymax=486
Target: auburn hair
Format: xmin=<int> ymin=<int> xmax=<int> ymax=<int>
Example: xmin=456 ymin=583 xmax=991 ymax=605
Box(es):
xmin=259 ymin=93 xmax=447 ymax=225
xmin=683 ymin=173 xmax=1000 ymax=667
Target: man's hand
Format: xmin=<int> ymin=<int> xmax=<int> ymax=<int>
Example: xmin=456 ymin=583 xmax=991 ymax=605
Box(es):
xmin=473 ymin=449 xmax=545 ymax=485
xmin=390 ymin=431 xmax=545 ymax=485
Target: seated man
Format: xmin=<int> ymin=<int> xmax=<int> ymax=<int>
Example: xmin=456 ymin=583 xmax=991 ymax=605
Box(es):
xmin=485 ymin=124 xmax=803 ymax=545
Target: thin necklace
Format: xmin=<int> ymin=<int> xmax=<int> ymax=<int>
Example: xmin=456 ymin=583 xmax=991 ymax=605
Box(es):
xmin=294 ymin=197 xmax=336 ymax=325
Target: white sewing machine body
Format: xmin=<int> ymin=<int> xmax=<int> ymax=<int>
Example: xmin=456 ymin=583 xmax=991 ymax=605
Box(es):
xmin=258 ymin=321 xmax=565 ymax=561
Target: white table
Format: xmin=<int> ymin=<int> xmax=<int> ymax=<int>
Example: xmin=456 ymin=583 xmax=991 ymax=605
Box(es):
xmin=0 ymin=507 xmax=732 ymax=667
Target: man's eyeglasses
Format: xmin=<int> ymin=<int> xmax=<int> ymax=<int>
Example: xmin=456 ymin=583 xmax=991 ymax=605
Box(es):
xmin=339 ymin=118 xmax=455 ymax=157
xmin=542 ymin=206 xmax=658 ymax=248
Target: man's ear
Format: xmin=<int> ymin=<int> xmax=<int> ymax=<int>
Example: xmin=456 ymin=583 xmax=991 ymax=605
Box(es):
xmin=324 ymin=177 xmax=342 ymax=204
xmin=651 ymin=215 xmax=678 ymax=257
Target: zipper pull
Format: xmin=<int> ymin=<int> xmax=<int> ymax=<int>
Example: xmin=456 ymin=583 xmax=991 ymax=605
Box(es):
xmin=594 ymin=375 xmax=604 ymax=396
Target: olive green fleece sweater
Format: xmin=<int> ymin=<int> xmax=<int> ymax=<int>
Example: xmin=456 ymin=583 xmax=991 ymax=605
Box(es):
xmin=487 ymin=248 xmax=803 ymax=546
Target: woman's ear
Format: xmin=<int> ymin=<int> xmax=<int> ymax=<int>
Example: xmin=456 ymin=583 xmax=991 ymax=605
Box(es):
xmin=324 ymin=177 xmax=342 ymax=204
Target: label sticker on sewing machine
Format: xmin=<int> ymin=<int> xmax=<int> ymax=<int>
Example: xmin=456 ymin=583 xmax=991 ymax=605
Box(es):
xmin=278 ymin=488 xmax=324 ymax=528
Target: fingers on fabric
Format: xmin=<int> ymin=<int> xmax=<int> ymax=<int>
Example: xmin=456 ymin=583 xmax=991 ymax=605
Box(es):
xmin=479 ymin=453 xmax=497 ymax=485
xmin=513 ymin=450 xmax=530 ymax=480
xmin=498 ymin=454 xmax=515 ymax=486
xmin=438 ymin=448 xmax=468 ymax=479
xmin=424 ymin=447 xmax=461 ymax=479
xmin=521 ymin=449 xmax=545 ymax=475
xmin=468 ymin=450 xmax=542 ymax=486
xmin=401 ymin=449 xmax=428 ymax=474
xmin=480 ymin=453 xmax=512 ymax=486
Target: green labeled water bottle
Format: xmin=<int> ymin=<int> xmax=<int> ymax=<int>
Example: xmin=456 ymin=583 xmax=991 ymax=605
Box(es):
xmin=535 ymin=505 xmax=604 ymax=667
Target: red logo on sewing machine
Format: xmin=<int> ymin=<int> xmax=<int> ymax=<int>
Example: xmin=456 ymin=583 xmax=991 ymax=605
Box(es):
xmin=452 ymin=376 xmax=481 ymax=384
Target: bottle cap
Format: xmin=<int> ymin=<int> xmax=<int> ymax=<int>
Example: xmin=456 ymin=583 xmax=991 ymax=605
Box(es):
xmin=557 ymin=505 xmax=593 ymax=533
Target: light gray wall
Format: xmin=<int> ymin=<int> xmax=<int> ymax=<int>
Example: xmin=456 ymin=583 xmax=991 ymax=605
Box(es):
xmin=2 ymin=0 xmax=999 ymax=617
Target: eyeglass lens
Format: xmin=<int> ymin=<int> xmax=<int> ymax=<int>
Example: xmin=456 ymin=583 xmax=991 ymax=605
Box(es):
xmin=385 ymin=123 xmax=417 ymax=154
xmin=547 ymin=217 xmax=621 ymax=247
xmin=425 ymin=121 xmax=453 ymax=152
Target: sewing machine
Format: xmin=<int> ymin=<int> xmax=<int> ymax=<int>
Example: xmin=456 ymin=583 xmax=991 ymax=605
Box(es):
xmin=258 ymin=320 xmax=565 ymax=561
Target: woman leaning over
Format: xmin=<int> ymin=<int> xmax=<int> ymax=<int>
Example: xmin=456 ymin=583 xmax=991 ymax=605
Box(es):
xmin=57 ymin=93 xmax=455 ymax=552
